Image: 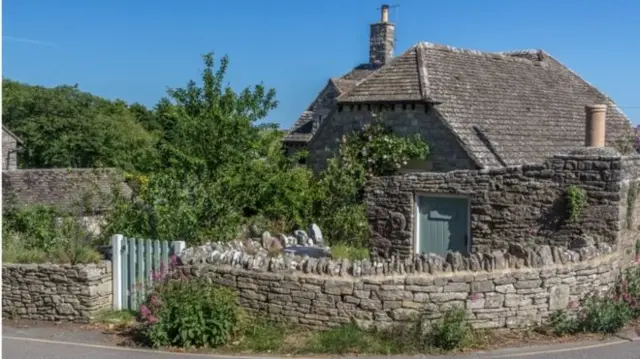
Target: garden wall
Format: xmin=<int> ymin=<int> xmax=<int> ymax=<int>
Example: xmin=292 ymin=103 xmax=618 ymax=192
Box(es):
xmin=365 ymin=148 xmax=639 ymax=258
xmin=2 ymin=168 xmax=132 ymax=214
xmin=2 ymin=262 xmax=113 ymax=323
xmin=178 ymin=240 xmax=627 ymax=330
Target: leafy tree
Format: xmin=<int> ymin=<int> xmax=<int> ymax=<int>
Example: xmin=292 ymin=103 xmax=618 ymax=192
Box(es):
xmin=2 ymin=79 xmax=159 ymax=172
xmin=103 ymin=53 xmax=315 ymax=243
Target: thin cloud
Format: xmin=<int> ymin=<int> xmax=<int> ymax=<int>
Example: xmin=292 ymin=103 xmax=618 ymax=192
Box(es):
xmin=3 ymin=36 xmax=59 ymax=48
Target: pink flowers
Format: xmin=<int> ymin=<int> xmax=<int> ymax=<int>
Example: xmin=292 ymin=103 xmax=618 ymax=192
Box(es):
xmin=140 ymin=304 xmax=151 ymax=318
xmin=139 ymin=303 xmax=160 ymax=325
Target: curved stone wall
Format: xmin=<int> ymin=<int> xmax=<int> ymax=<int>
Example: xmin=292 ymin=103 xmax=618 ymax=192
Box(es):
xmin=179 ymin=240 xmax=628 ymax=330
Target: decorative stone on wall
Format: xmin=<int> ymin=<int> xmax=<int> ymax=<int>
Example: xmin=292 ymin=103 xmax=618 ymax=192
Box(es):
xmin=178 ymin=236 xmax=628 ymax=330
xmin=2 ymin=262 xmax=112 ymax=323
xmin=366 ymin=149 xmax=637 ymax=258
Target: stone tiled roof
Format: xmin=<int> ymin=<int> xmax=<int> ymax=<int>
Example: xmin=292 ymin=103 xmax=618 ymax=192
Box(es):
xmin=284 ymin=64 xmax=377 ymax=143
xmin=284 ymin=111 xmax=315 ymax=143
xmin=331 ymin=78 xmax=358 ymax=94
xmin=283 ymin=69 xmax=374 ymax=144
xmin=336 ymin=42 xmax=634 ymax=167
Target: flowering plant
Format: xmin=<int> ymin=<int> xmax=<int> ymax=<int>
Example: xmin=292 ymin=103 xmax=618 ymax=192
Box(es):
xmin=136 ymin=254 xmax=240 ymax=348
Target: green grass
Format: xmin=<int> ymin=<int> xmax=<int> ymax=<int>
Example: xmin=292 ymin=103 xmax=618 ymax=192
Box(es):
xmin=299 ymin=323 xmax=418 ymax=355
xmin=97 ymin=310 xmax=137 ymax=326
xmin=330 ymin=243 xmax=370 ymax=260
xmin=228 ymin=318 xmax=477 ymax=355
xmin=230 ymin=317 xmax=291 ymax=353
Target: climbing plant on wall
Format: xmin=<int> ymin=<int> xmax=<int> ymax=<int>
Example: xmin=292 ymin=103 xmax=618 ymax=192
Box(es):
xmin=566 ymin=185 xmax=587 ymax=222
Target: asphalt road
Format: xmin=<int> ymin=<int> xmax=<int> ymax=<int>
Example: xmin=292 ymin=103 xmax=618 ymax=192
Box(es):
xmin=3 ymin=325 xmax=640 ymax=359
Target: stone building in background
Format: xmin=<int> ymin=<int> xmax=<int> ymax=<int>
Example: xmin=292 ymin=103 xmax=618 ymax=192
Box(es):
xmin=2 ymin=125 xmax=23 ymax=171
xmin=2 ymin=125 xmax=131 ymax=235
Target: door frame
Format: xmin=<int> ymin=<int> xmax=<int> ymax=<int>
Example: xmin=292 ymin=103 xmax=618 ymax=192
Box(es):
xmin=414 ymin=192 xmax=472 ymax=255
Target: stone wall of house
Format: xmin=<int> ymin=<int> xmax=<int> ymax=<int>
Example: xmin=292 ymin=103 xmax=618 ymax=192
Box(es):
xmin=179 ymin=240 xmax=627 ymax=330
xmin=365 ymin=149 xmax=627 ymax=258
xmin=2 ymin=262 xmax=112 ymax=323
xmin=2 ymin=128 xmax=18 ymax=171
xmin=2 ymin=168 xmax=131 ymax=214
xmin=307 ymin=104 xmax=477 ymax=173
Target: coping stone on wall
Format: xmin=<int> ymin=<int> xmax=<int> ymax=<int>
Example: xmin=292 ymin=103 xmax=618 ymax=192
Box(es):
xmin=178 ymin=238 xmax=614 ymax=277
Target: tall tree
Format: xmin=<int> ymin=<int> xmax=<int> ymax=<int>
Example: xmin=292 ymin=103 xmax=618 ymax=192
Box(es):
xmin=2 ymin=79 xmax=159 ymax=172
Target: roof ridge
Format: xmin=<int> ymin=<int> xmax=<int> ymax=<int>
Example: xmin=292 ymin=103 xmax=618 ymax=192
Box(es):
xmin=415 ymin=43 xmax=432 ymax=102
xmin=418 ymin=41 xmax=548 ymax=66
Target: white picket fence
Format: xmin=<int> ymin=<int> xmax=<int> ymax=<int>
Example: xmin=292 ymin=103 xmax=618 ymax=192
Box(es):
xmin=111 ymin=234 xmax=186 ymax=311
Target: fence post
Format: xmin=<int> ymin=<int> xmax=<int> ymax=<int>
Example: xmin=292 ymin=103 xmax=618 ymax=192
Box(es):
xmin=111 ymin=234 xmax=124 ymax=310
xmin=171 ymin=241 xmax=186 ymax=256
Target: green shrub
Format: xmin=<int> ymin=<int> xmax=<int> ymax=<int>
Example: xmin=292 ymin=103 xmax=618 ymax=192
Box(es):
xmin=548 ymin=310 xmax=580 ymax=336
xmin=427 ymin=308 xmax=472 ymax=351
xmin=2 ymin=204 xmax=66 ymax=251
xmin=616 ymin=266 xmax=640 ymax=318
xmin=140 ymin=277 xmax=241 ymax=348
xmin=2 ymin=231 xmax=48 ymax=263
xmin=579 ymin=295 xmax=631 ymax=334
xmin=2 ymin=207 xmax=102 ymax=264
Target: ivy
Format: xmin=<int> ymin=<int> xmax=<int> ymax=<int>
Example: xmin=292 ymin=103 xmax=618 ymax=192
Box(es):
xmin=566 ymin=185 xmax=587 ymax=222
xmin=627 ymin=182 xmax=640 ymax=230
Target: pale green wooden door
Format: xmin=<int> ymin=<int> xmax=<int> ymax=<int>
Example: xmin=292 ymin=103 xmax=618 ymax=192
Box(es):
xmin=417 ymin=196 xmax=469 ymax=255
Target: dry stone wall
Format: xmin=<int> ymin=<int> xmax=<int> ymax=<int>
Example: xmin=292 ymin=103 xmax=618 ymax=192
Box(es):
xmin=2 ymin=262 xmax=112 ymax=323
xmin=178 ymin=237 xmax=625 ymax=330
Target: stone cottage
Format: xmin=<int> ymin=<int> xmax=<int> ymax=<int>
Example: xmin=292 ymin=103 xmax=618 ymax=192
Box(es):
xmin=2 ymin=125 xmax=23 ymax=171
xmin=283 ymin=5 xmax=635 ymax=172
xmin=284 ymin=5 xmax=638 ymax=260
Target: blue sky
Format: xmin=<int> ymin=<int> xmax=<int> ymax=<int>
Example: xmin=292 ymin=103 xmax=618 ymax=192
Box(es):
xmin=3 ymin=0 xmax=640 ymax=127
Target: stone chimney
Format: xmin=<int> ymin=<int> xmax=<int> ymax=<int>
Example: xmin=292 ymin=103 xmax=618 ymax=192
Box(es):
xmin=585 ymin=104 xmax=607 ymax=147
xmin=369 ymin=4 xmax=395 ymax=67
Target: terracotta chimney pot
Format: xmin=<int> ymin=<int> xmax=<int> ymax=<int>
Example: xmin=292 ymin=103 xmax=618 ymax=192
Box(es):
xmin=585 ymin=104 xmax=607 ymax=148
